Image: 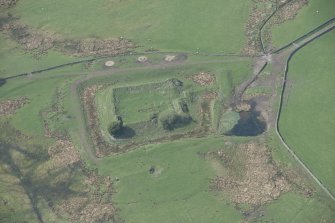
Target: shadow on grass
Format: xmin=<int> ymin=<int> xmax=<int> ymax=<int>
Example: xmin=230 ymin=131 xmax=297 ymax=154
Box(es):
xmin=113 ymin=126 xmax=136 ymax=139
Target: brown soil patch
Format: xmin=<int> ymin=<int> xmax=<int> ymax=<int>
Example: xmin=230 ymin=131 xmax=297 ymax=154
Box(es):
xmin=188 ymin=72 xmax=216 ymax=86
xmin=272 ymin=0 xmax=308 ymax=25
xmin=242 ymin=0 xmax=276 ymax=55
xmin=0 ymin=0 xmax=17 ymax=8
xmin=235 ymin=102 xmax=251 ymax=112
xmin=0 ymin=15 xmax=135 ymax=57
xmin=59 ymin=38 xmax=134 ymax=57
xmin=48 ymin=140 xmax=81 ymax=167
xmin=211 ymin=143 xmax=290 ymax=205
xmin=0 ymin=17 xmax=57 ymax=56
xmin=0 ymin=97 xmax=29 ymax=116
xmin=202 ymin=91 xmax=218 ymax=100
xmin=242 ymin=0 xmax=307 ymax=55
xmin=56 ymin=198 xmax=115 ymax=223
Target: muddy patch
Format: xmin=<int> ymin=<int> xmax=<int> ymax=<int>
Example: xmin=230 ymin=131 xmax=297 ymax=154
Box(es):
xmin=210 ymin=143 xmax=290 ymax=205
xmin=0 ymin=97 xmax=29 ymax=116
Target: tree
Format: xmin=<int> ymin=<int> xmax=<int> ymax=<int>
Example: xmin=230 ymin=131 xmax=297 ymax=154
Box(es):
xmin=159 ymin=111 xmax=192 ymax=130
xmin=108 ymin=116 xmax=123 ymax=136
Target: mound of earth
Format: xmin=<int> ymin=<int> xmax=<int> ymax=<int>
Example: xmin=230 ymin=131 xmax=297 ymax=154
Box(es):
xmin=0 ymin=97 xmax=29 ymax=116
xmin=104 ymin=60 xmax=115 ymax=67
xmin=188 ymin=72 xmax=215 ymax=86
xmin=212 ymin=143 xmax=290 ymax=205
xmin=164 ymin=55 xmax=176 ymax=62
xmin=137 ymin=56 xmax=148 ymax=62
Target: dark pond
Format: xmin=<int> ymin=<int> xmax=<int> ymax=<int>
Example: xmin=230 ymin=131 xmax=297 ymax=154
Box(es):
xmin=228 ymin=102 xmax=266 ymax=136
xmin=113 ymin=126 xmax=136 ymax=139
xmin=0 ymin=78 xmax=6 ymax=87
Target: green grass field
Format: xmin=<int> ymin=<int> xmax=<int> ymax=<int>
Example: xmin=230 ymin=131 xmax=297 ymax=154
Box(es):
xmin=98 ymin=137 xmax=243 ymax=223
xmin=11 ymin=0 xmax=251 ymax=53
xmin=0 ymin=33 xmax=83 ymax=78
xmin=270 ymin=0 xmax=335 ymax=48
xmin=279 ymin=30 xmax=335 ymax=194
xmin=1 ymin=1 xmax=334 ymax=222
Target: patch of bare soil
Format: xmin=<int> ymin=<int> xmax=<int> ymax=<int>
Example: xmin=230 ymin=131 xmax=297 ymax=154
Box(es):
xmin=59 ymin=38 xmax=134 ymax=57
xmin=0 ymin=0 xmax=17 ymax=8
xmin=211 ymin=143 xmax=290 ymax=205
xmin=56 ymin=198 xmax=116 ymax=223
xmin=52 ymin=164 xmax=117 ymax=223
xmin=0 ymin=16 xmax=57 ymax=56
xmin=242 ymin=0 xmax=276 ymax=55
xmin=235 ymin=102 xmax=251 ymax=112
xmin=0 ymin=14 xmax=135 ymax=57
xmin=48 ymin=140 xmax=81 ymax=167
xmin=202 ymin=91 xmax=217 ymax=100
xmin=0 ymin=97 xmax=29 ymax=116
xmin=273 ymin=0 xmax=308 ymax=25
xmin=188 ymin=72 xmax=216 ymax=86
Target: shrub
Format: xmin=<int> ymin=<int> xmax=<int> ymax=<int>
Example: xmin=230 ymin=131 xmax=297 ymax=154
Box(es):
xmin=108 ymin=116 xmax=123 ymax=135
xmin=0 ymin=78 xmax=6 ymax=87
xmin=218 ymin=110 xmax=240 ymax=134
xmin=159 ymin=111 xmax=192 ymax=130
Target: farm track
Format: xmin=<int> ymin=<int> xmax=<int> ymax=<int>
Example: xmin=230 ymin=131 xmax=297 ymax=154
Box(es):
xmin=1 ymin=15 xmax=335 ymax=202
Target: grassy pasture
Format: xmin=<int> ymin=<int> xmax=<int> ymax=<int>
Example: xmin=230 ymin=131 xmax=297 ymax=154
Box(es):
xmin=98 ymin=137 xmax=243 ymax=223
xmin=270 ymin=0 xmax=335 ymax=48
xmin=98 ymin=134 xmax=335 ymax=223
xmin=279 ymin=30 xmax=335 ymax=194
xmin=12 ymin=0 xmax=251 ymax=53
xmin=0 ymin=33 xmax=82 ymax=78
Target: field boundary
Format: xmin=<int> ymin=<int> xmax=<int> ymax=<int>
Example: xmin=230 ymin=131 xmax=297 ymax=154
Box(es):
xmin=275 ymin=27 xmax=335 ymax=202
xmin=273 ymin=17 xmax=335 ymax=54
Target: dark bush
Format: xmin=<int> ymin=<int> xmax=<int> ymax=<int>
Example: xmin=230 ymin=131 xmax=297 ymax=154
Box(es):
xmin=159 ymin=111 xmax=192 ymax=131
xmin=108 ymin=116 xmax=123 ymax=135
xmin=0 ymin=78 xmax=6 ymax=87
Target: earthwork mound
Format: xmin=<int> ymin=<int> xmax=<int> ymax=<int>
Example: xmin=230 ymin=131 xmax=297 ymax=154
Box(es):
xmin=137 ymin=56 xmax=148 ymax=62
xmin=164 ymin=55 xmax=176 ymax=62
xmin=104 ymin=61 xmax=115 ymax=67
